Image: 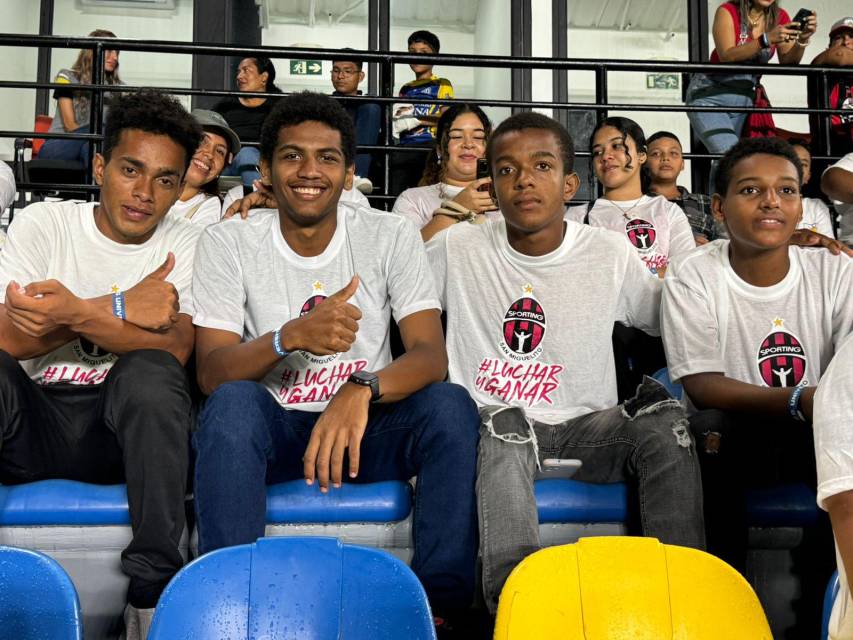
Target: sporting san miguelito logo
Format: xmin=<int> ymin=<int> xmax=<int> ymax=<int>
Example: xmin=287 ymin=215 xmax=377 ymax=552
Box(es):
xmin=756 ymin=318 xmax=808 ymax=388
xmin=625 ymin=218 xmax=657 ymax=251
xmin=295 ymin=281 xmax=338 ymax=365
xmin=500 ymin=284 xmax=546 ymax=360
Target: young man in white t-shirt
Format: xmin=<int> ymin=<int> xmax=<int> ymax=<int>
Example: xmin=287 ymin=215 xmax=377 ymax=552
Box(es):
xmin=823 ymin=152 xmax=853 ymax=245
xmin=662 ymin=137 xmax=852 ymax=629
xmin=191 ymin=92 xmax=480 ymax=629
xmin=0 ymin=90 xmax=204 ymax=635
xmin=814 ymin=334 xmax=853 ymax=640
xmin=426 ymin=112 xmax=704 ymax=613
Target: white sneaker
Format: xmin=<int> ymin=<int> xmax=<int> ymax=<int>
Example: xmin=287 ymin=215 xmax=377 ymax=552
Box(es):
xmin=121 ymin=604 xmax=155 ymax=640
xmin=353 ymin=176 xmax=374 ymax=195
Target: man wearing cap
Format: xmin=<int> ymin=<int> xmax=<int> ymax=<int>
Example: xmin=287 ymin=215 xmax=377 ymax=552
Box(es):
xmin=169 ymin=109 xmax=241 ymax=226
xmin=812 ymin=17 xmax=853 ymax=156
xmin=0 ymin=89 xmax=203 ymax=637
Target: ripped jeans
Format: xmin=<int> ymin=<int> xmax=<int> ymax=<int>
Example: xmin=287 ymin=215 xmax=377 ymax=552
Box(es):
xmin=477 ymin=377 xmax=705 ymax=612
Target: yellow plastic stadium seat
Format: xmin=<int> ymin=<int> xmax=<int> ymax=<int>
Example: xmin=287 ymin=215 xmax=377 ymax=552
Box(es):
xmin=493 ymin=536 xmax=772 ymax=640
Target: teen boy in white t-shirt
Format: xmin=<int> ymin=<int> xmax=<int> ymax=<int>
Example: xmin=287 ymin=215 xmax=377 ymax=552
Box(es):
xmin=823 ymin=152 xmax=853 ymax=245
xmin=427 ymin=112 xmax=704 ymax=613
xmin=190 ymin=92 xmax=480 ymax=629
xmin=0 ymin=90 xmax=204 ymax=636
xmin=662 ymin=137 xmax=852 ymax=630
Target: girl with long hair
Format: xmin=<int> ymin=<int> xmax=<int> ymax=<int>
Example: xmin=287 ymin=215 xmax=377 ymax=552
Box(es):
xmin=392 ymin=103 xmax=497 ymax=241
xmin=40 ymin=29 xmax=122 ymax=165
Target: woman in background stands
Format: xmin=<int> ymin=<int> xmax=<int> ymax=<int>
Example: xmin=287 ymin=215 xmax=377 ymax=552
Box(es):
xmin=40 ymin=29 xmax=122 ymax=166
xmin=213 ymin=57 xmax=282 ymax=188
xmin=685 ymin=1 xmax=816 ymax=156
xmin=393 ymin=103 xmax=497 ymax=241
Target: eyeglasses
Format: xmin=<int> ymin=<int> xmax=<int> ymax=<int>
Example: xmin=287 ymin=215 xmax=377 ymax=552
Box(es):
xmin=331 ymin=67 xmax=359 ymax=77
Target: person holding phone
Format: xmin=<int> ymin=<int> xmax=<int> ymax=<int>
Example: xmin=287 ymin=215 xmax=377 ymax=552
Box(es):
xmin=685 ymin=1 xmax=817 ymax=156
xmin=392 ymin=104 xmax=499 ymax=241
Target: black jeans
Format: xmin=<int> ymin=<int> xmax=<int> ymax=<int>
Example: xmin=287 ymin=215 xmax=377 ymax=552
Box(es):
xmin=0 ymin=349 xmax=192 ymax=609
xmin=689 ymin=408 xmax=834 ymax=636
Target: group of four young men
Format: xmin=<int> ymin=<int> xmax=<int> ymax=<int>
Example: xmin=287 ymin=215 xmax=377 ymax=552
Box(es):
xmin=0 ymin=88 xmax=850 ymax=637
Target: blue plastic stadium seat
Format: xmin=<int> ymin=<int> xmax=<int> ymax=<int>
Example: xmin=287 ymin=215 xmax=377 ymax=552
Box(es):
xmin=535 ymin=479 xmax=627 ymax=523
xmin=149 ymin=536 xmax=436 ymax=640
xmin=745 ymin=483 xmax=820 ymax=528
xmin=266 ymin=480 xmax=412 ymax=523
xmin=822 ymin=570 xmax=840 ymax=640
xmin=0 ymin=546 xmax=82 ymax=639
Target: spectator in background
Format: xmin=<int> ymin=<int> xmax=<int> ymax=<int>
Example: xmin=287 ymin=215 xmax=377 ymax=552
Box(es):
xmin=390 ymin=30 xmax=454 ymax=196
xmin=811 ymin=17 xmax=853 ymax=156
xmin=685 ymin=2 xmax=816 ymax=155
xmin=213 ymin=57 xmax=282 ymax=188
xmin=393 ymin=103 xmax=497 ymax=241
xmin=0 ymin=162 xmax=15 ymax=251
xmin=814 ymin=333 xmax=853 ymax=640
xmin=330 ymin=50 xmax=381 ymax=194
xmin=645 ymin=130 xmax=720 ymax=244
xmin=789 ymin=139 xmax=835 ymax=238
xmin=40 ymin=29 xmax=122 ymax=167
xmin=823 ymin=152 xmax=853 ymax=246
xmin=168 ymin=109 xmax=241 ymax=226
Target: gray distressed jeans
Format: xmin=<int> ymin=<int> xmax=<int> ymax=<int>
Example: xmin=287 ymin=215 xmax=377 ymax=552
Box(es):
xmin=477 ymin=377 xmax=705 ymax=612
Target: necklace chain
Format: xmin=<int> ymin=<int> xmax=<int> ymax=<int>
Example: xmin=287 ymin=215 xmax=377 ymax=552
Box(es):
xmin=605 ymin=197 xmax=644 ymax=221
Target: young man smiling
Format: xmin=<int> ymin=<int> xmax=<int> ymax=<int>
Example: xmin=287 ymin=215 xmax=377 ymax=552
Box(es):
xmin=190 ymin=92 xmax=480 ymax=628
xmin=0 ymin=89 xmax=203 ymax=636
xmin=662 ymin=137 xmax=851 ymax=629
xmin=426 ymin=112 xmax=704 ymax=612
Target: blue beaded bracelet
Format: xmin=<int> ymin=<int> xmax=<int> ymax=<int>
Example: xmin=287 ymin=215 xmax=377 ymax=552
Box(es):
xmin=788 ymin=386 xmax=806 ymax=422
xmin=272 ymin=328 xmax=289 ymax=358
xmin=111 ymin=291 xmax=126 ymax=320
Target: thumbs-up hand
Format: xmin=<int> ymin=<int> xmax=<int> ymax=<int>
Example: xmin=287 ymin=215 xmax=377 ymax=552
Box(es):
xmin=279 ymin=276 xmax=363 ymax=356
xmin=123 ymin=252 xmax=180 ymax=331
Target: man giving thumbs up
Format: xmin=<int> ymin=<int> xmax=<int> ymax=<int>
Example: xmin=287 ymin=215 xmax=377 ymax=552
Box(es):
xmin=191 ymin=92 xmax=480 ymax=625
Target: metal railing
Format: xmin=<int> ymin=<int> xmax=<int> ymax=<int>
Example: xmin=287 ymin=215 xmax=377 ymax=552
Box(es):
xmin=1 ymin=33 xmax=848 ymax=202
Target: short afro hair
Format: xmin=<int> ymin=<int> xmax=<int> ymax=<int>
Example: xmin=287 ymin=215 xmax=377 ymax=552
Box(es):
xmin=486 ymin=111 xmax=575 ymax=174
xmin=408 ymin=30 xmax=440 ymax=52
xmin=647 ymin=130 xmax=682 ymax=147
xmin=260 ymin=91 xmax=356 ymax=168
xmin=715 ymin=137 xmax=803 ymax=197
xmin=102 ymin=89 xmax=202 ymax=172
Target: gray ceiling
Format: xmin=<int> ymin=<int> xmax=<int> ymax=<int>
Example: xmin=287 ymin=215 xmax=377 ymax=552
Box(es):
xmin=264 ymin=0 xmax=689 ymax=33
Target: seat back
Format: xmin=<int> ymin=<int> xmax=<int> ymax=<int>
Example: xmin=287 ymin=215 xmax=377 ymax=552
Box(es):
xmin=494 ymin=536 xmax=772 ymax=640
xmin=32 ymin=114 xmax=53 ymax=157
xmin=150 ymin=536 xmax=436 ymax=640
xmin=0 ymin=546 xmax=82 ymax=640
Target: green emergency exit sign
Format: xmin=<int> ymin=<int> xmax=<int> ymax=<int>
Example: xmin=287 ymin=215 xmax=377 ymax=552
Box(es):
xmin=290 ymin=60 xmax=322 ymax=75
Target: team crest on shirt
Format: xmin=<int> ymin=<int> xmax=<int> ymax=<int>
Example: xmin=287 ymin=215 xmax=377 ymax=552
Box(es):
xmin=293 ymin=281 xmax=339 ymax=365
xmin=71 ymin=338 xmax=114 ymax=366
xmin=625 ymin=218 xmax=657 ymax=251
xmin=756 ymin=318 xmax=808 ymax=388
xmin=499 ymin=284 xmax=546 ymax=361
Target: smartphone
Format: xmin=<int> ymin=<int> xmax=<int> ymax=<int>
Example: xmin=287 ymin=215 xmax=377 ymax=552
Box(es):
xmin=791 ymin=8 xmax=812 ymax=31
xmin=535 ymin=458 xmax=582 ymax=480
xmin=476 ymin=157 xmax=493 ymax=194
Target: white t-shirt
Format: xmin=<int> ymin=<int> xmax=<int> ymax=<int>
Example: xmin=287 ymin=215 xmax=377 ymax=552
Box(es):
xmin=814 ymin=333 xmax=853 ymax=640
xmin=0 ymin=161 xmax=16 ymax=213
xmin=168 ymin=192 xmax=222 ymax=226
xmin=427 ymin=217 xmax=661 ymax=424
xmin=566 ymin=195 xmax=695 ymax=276
xmin=393 ymin=183 xmax=464 ymax=229
xmin=798 ymin=197 xmax=835 ymax=238
xmin=661 ymin=241 xmax=852 ymax=396
xmin=825 ymin=153 xmax=853 ymax=244
xmin=0 ymin=201 xmax=202 ymax=385
xmin=220 ymin=184 xmax=370 ymax=218
xmin=192 ymin=203 xmax=439 ymax=412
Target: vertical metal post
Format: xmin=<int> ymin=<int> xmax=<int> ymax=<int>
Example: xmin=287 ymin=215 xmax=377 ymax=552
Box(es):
xmin=687 ymin=0 xmax=710 ymax=193
xmin=87 ymin=41 xmax=104 ymax=193
xmin=511 ymin=0 xmax=532 ymax=113
xmin=35 ymin=0 xmax=55 ymax=118
xmin=377 ymin=0 xmax=391 ymax=202
xmin=551 ymin=0 xmax=569 ymax=129
xmin=367 ymin=0 xmax=380 ymax=96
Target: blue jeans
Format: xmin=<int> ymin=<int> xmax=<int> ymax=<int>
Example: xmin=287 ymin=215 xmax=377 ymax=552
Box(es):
xmin=221 ymin=146 xmax=261 ymax=187
xmin=352 ymin=102 xmax=382 ymax=178
xmin=686 ymin=89 xmax=753 ymax=154
xmin=38 ymin=124 xmax=91 ymax=167
xmin=193 ymin=380 xmax=480 ymax=612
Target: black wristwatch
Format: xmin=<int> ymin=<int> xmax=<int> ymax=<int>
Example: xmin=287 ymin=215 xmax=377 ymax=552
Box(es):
xmin=347 ymin=370 xmax=382 ymax=402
